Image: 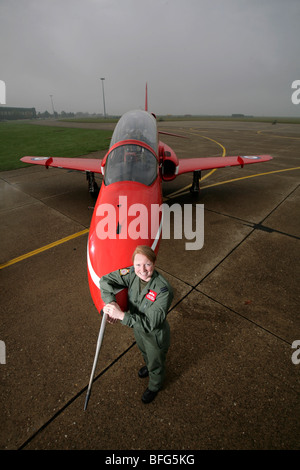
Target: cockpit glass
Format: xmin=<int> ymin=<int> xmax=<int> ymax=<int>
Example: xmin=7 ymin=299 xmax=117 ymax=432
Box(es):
xmin=109 ymin=110 xmax=158 ymax=153
xmin=104 ymin=144 xmax=158 ymax=186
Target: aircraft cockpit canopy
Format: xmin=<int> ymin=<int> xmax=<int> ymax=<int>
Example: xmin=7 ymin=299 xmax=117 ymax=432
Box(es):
xmin=109 ymin=110 xmax=158 ymax=153
xmin=104 ymin=110 xmax=158 ymax=186
xmin=104 ymin=144 xmax=157 ymax=186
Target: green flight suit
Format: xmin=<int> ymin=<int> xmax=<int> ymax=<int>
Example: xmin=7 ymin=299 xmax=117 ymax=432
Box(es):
xmin=100 ymin=267 xmax=173 ymax=392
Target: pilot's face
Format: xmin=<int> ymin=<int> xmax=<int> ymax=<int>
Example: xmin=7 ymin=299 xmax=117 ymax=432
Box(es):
xmin=133 ymin=254 xmax=154 ymax=282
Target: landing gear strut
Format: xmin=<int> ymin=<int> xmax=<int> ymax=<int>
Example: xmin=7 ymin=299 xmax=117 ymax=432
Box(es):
xmin=86 ymin=171 xmax=99 ymax=198
xmin=190 ymin=170 xmax=201 ymax=194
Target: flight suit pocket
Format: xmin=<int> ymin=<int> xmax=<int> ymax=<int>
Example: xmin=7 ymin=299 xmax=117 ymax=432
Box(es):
xmin=155 ymin=323 xmax=170 ymax=350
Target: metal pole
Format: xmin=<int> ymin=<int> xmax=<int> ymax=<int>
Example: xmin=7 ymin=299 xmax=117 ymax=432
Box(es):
xmin=84 ymin=312 xmax=107 ymax=410
xmin=49 ymin=94 xmax=55 ymax=117
xmin=100 ymin=78 xmax=106 ymax=118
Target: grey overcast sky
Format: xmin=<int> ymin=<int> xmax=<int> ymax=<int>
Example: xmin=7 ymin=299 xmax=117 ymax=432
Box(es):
xmin=1 ymin=0 xmax=299 ymax=116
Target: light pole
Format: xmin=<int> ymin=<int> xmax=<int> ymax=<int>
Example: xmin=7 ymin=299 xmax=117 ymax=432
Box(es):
xmin=100 ymin=78 xmax=106 ymax=118
xmin=49 ymin=94 xmax=56 ymax=118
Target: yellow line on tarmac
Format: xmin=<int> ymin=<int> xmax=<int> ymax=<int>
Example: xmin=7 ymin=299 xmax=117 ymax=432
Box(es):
xmin=201 ymin=166 xmax=300 ymax=189
xmin=0 ymin=228 xmax=89 ymax=270
xmin=257 ymin=130 xmax=300 ymax=139
xmin=168 ymin=166 xmax=300 ymax=199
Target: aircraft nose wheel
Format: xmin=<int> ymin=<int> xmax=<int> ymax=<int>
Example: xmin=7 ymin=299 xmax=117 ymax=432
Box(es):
xmin=86 ymin=171 xmax=99 ymax=198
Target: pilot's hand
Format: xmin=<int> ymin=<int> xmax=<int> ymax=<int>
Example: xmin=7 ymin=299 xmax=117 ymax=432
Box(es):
xmin=103 ymin=302 xmax=125 ymax=323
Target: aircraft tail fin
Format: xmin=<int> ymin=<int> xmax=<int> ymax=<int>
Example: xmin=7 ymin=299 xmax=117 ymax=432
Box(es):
xmin=145 ymin=83 xmax=148 ymax=111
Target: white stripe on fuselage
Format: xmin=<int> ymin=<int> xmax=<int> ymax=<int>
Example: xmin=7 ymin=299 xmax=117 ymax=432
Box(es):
xmin=87 ymin=216 xmax=164 ymax=291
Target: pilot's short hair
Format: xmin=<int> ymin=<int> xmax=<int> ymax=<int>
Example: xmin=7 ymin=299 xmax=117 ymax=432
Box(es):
xmin=132 ymin=245 xmax=156 ymax=264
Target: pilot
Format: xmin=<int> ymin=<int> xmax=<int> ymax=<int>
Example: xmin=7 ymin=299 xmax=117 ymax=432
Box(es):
xmin=100 ymin=245 xmax=173 ymax=404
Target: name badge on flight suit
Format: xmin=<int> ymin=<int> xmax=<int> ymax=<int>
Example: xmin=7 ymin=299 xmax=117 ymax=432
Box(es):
xmin=146 ymin=290 xmax=157 ymax=302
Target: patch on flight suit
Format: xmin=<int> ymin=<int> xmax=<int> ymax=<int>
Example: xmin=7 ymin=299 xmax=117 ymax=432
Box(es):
xmin=119 ymin=268 xmax=130 ymax=276
xmin=146 ymin=290 xmax=157 ymax=302
xmin=160 ymin=286 xmax=168 ymax=293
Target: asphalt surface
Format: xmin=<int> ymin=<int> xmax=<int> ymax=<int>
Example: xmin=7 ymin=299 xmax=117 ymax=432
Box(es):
xmin=1 ymin=119 xmax=299 ymax=451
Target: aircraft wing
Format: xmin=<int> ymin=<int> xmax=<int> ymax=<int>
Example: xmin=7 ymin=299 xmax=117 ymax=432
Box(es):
xmin=20 ymin=156 xmax=102 ymax=173
xmin=177 ymin=154 xmax=272 ymax=175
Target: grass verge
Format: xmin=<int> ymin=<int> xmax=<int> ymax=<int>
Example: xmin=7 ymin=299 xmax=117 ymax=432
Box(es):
xmin=0 ymin=122 xmax=112 ymax=171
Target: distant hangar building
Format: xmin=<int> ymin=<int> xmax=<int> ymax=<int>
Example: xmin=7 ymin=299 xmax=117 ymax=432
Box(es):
xmin=0 ymin=106 xmax=36 ymax=121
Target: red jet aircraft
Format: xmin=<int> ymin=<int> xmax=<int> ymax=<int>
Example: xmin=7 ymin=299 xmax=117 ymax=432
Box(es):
xmin=21 ymin=89 xmax=272 ymax=314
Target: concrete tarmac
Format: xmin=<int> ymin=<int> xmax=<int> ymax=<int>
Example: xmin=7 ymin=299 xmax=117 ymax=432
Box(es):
xmin=0 ymin=120 xmax=299 ymax=451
